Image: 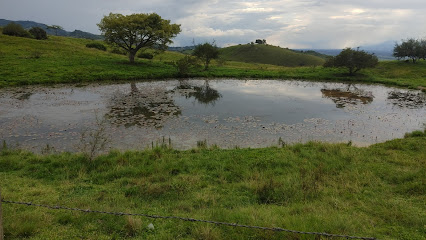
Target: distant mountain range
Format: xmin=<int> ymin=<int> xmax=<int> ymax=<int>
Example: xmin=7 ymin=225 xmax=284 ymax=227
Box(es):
xmin=0 ymin=19 xmax=103 ymax=40
xmin=296 ymin=41 xmax=397 ymax=60
xmin=304 ymin=49 xmax=395 ymax=61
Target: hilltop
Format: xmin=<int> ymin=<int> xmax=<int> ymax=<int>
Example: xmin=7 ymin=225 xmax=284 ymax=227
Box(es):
xmin=220 ymin=44 xmax=325 ymax=67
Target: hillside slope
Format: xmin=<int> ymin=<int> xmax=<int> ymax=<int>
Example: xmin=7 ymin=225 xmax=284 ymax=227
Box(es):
xmin=220 ymin=44 xmax=325 ymax=67
xmin=0 ymin=33 xmax=182 ymax=86
xmin=0 ymin=18 xmax=102 ymax=39
xmin=0 ymin=33 xmax=424 ymax=89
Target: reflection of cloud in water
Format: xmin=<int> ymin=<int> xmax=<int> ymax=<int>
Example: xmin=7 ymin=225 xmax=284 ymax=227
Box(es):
xmin=236 ymin=81 xmax=322 ymax=100
xmin=387 ymin=91 xmax=426 ymax=109
xmin=321 ymin=85 xmax=374 ymax=108
xmin=106 ymin=83 xmax=181 ymax=129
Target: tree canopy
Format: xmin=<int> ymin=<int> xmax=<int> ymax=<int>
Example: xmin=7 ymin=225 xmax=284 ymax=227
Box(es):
xmin=393 ymin=38 xmax=426 ymax=63
xmin=192 ymin=42 xmax=220 ymax=70
xmin=29 ymin=27 xmax=48 ymax=40
xmin=98 ymin=13 xmax=181 ymax=63
xmin=324 ymin=48 xmax=378 ymax=75
xmin=2 ymin=22 xmax=32 ymax=38
xmin=47 ymin=25 xmax=63 ymax=36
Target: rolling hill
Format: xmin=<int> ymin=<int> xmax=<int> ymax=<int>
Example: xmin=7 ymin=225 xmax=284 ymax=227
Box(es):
xmin=220 ymin=44 xmax=326 ymax=67
xmin=0 ymin=19 xmax=102 ymax=39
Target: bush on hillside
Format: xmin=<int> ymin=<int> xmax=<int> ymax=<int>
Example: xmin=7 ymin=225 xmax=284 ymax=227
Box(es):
xmin=137 ymin=52 xmax=154 ymax=59
xmin=86 ymin=42 xmax=107 ymax=51
xmin=2 ymin=22 xmax=32 ymax=38
xmin=29 ymin=27 xmax=48 ymax=40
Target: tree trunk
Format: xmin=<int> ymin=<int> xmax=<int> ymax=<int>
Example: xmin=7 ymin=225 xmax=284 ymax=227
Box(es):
xmin=204 ymin=59 xmax=209 ymax=70
xmin=0 ymin=188 xmax=3 ymax=240
xmin=129 ymin=53 xmax=136 ymax=64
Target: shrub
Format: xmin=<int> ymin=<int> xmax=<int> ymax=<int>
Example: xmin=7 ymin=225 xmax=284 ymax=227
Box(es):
xmin=137 ymin=52 xmax=154 ymax=59
xmin=29 ymin=27 xmax=48 ymax=40
xmin=324 ymin=48 xmax=378 ymax=75
xmin=2 ymin=22 xmax=32 ymax=38
xmin=404 ymin=130 xmax=426 ymax=138
xmin=86 ymin=42 xmax=107 ymax=51
xmin=174 ymin=55 xmax=200 ymax=76
xmin=192 ymin=42 xmax=220 ymax=70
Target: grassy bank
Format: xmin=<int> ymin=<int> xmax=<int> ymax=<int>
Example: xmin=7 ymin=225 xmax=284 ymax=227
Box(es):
xmin=1 ymin=131 xmax=425 ymax=239
xmin=0 ymin=34 xmax=425 ymax=89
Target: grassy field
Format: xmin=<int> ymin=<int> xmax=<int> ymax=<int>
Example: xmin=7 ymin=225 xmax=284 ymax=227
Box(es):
xmin=0 ymin=34 xmax=425 ymax=89
xmin=1 ymin=130 xmax=425 ymax=239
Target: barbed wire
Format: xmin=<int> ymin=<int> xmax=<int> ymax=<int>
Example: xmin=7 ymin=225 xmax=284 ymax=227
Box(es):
xmin=1 ymin=199 xmax=377 ymax=240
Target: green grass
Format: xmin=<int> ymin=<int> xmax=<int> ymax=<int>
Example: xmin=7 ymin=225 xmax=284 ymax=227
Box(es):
xmin=0 ymin=34 xmax=178 ymax=87
xmin=0 ymin=33 xmax=425 ymax=239
xmin=1 ymin=131 xmax=425 ymax=239
xmin=219 ymin=44 xmax=325 ymax=67
xmin=1 ymin=33 xmax=425 ymax=89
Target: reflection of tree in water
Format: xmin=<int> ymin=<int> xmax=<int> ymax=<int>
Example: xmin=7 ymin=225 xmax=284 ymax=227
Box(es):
xmin=106 ymin=83 xmax=181 ymax=128
xmin=387 ymin=90 xmax=426 ymax=109
xmin=321 ymin=85 xmax=374 ymax=108
xmin=15 ymin=92 xmax=33 ymax=100
xmin=174 ymin=80 xmax=222 ymax=105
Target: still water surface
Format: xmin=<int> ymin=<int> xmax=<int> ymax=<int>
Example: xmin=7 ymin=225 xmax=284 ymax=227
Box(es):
xmin=0 ymin=79 xmax=425 ymax=152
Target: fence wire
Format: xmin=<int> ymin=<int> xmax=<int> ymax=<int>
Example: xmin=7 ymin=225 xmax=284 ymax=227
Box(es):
xmin=2 ymin=199 xmax=377 ymax=240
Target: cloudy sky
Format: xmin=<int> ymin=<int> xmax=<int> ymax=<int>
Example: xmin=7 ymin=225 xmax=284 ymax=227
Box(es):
xmin=1 ymin=0 xmax=425 ymax=48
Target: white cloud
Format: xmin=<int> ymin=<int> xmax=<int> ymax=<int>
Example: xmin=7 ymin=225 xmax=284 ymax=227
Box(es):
xmin=184 ymin=27 xmax=257 ymax=37
xmin=0 ymin=0 xmax=425 ymax=48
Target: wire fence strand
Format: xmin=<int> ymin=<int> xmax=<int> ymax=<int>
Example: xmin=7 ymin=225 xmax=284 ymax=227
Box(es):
xmin=2 ymin=199 xmax=377 ymax=240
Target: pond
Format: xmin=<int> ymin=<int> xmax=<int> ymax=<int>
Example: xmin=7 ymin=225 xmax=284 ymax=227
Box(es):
xmin=0 ymin=79 xmax=425 ymax=152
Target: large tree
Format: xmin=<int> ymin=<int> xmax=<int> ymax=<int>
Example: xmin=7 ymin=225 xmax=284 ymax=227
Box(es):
xmin=98 ymin=13 xmax=181 ymax=63
xmin=393 ymin=38 xmax=426 ymax=63
xmin=192 ymin=42 xmax=220 ymax=70
xmin=324 ymin=48 xmax=378 ymax=75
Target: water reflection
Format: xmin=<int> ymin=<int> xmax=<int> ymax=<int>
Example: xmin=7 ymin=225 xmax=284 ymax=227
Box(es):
xmin=0 ymin=80 xmax=424 ymax=152
xmin=174 ymin=80 xmax=222 ymax=105
xmin=106 ymin=83 xmax=181 ymax=128
xmin=321 ymin=85 xmax=374 ymax=108
xmin=16 ymin=92 xmax=33 ymax=100
xmin=387 ymin=91 xmax=426 ymax=109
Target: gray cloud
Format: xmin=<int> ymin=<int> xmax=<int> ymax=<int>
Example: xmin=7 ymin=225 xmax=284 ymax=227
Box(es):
xmin=1 ymin=0 xmax=425 ymax=48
